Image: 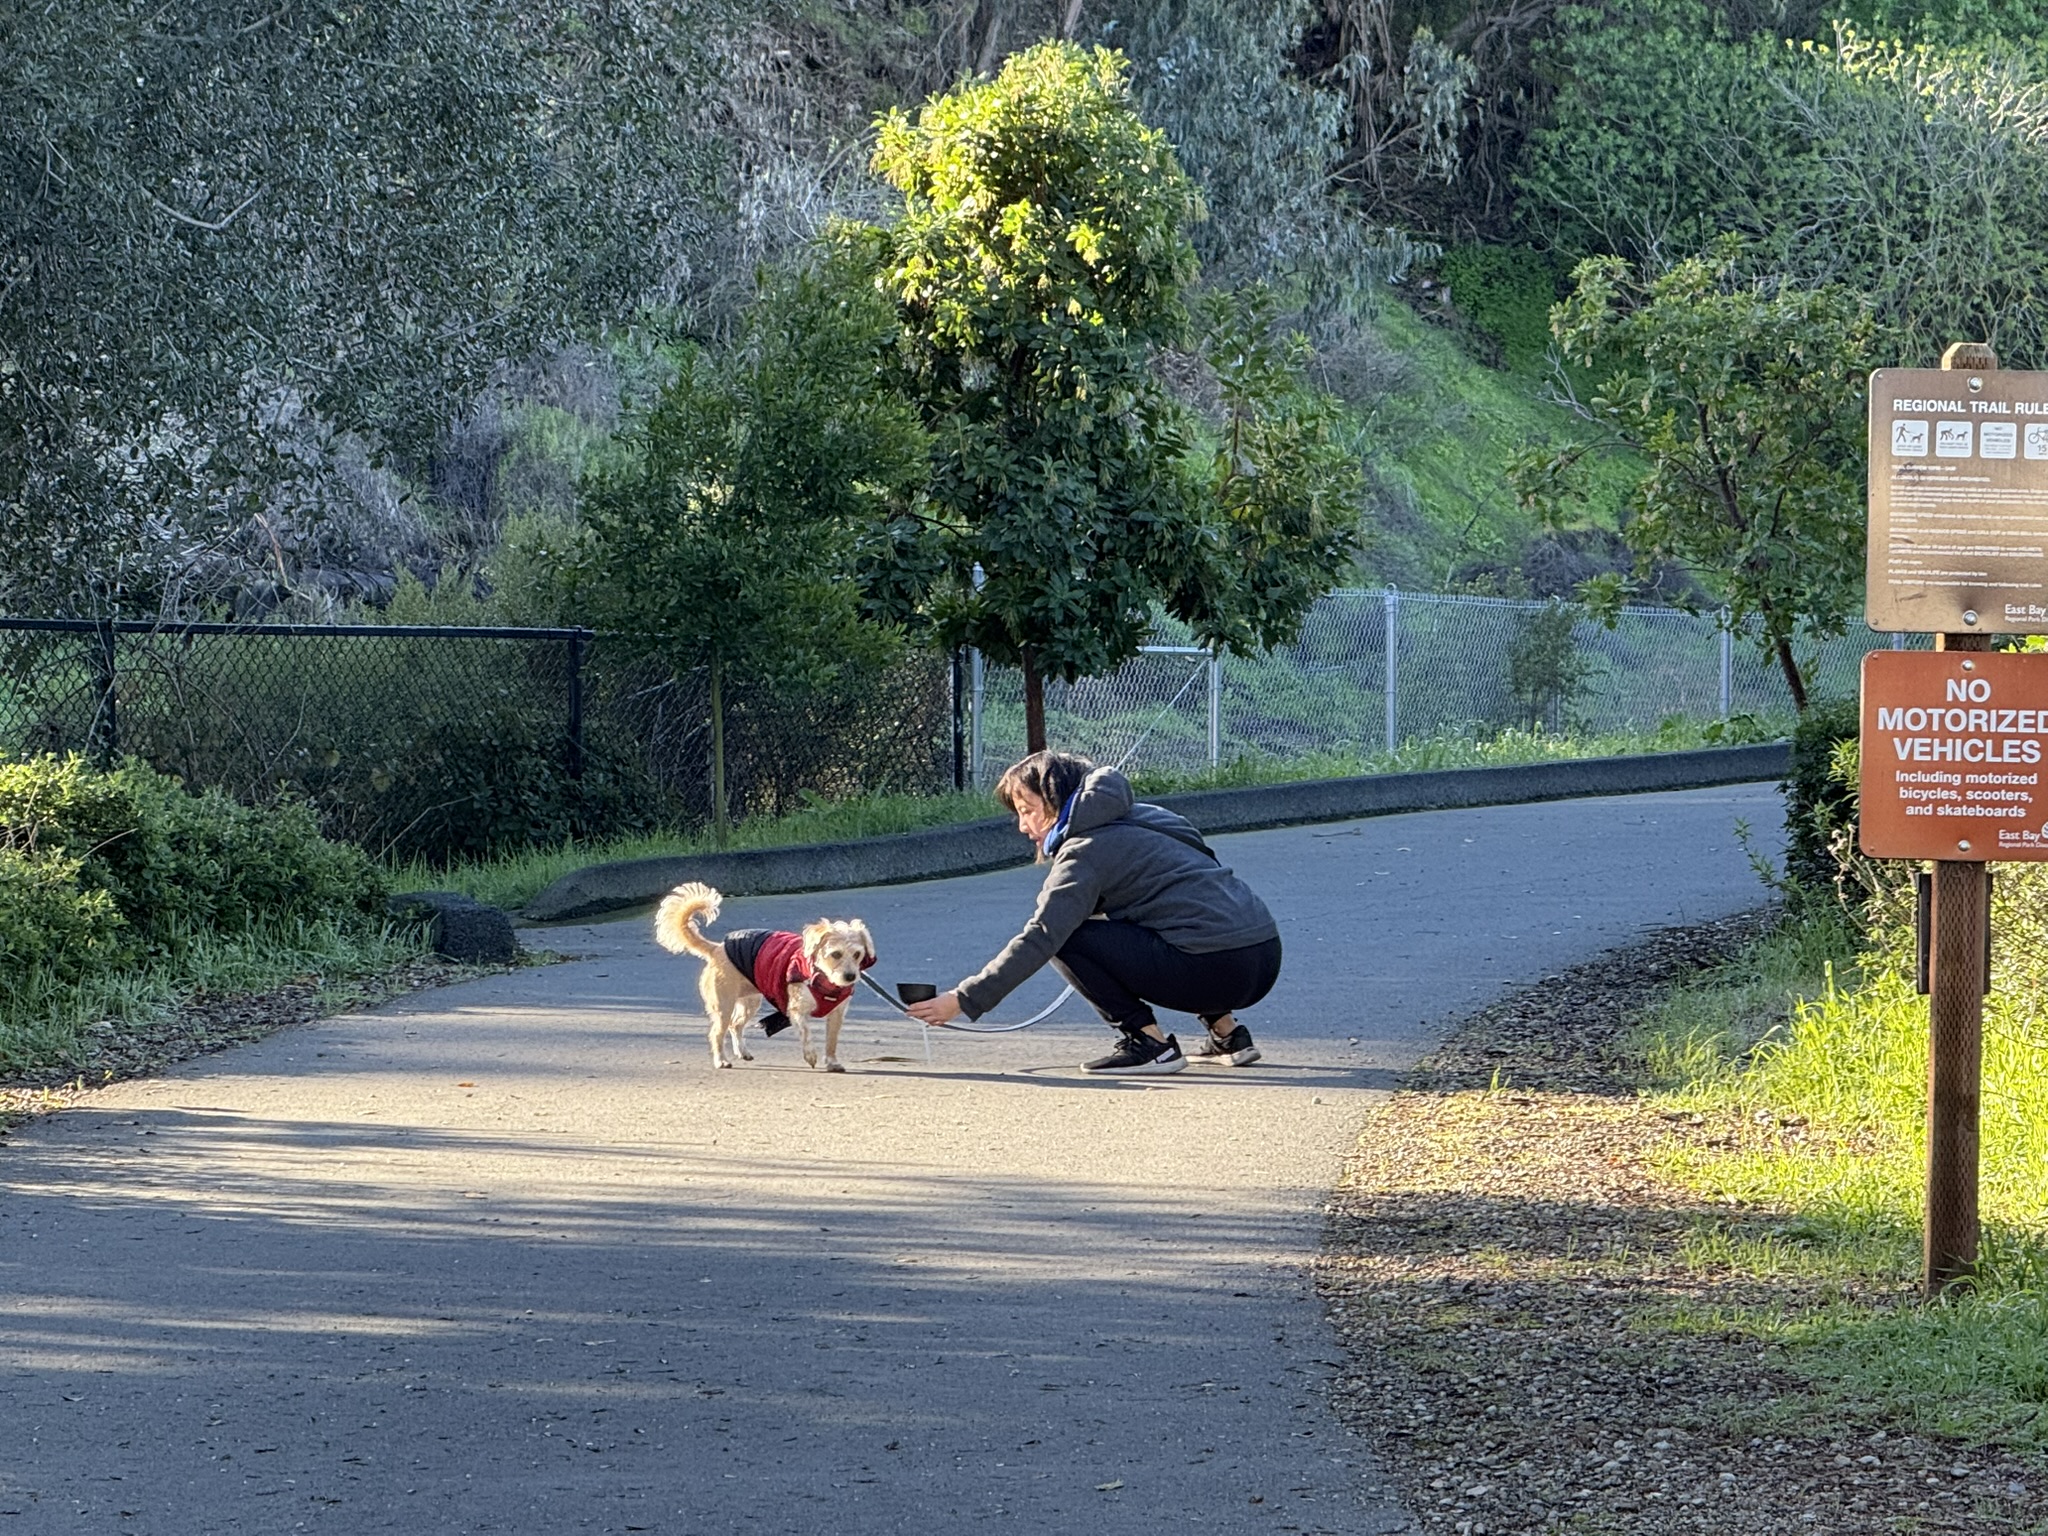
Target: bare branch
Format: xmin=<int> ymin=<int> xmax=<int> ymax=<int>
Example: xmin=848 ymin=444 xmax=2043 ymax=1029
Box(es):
xmin=146 ymin=189 xmax=261 ymax=233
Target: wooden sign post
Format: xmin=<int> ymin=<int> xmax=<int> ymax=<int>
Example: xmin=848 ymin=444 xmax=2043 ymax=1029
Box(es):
xmin=1861 ymin=340 xmax=2048 ymax=1296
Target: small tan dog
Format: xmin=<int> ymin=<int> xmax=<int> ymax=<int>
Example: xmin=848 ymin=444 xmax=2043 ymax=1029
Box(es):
xmin=653 ymin=882 xmax=875 ymax=1072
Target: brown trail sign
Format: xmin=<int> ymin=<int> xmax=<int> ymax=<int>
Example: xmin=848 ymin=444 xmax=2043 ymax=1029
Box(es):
xmin=1862 ymin=342 xmax=2048 ymax=1297
xmin=1867 ymin=364 xmax=2048 ymax=634
xmin=1859 ymin=651 xmax=2048 ymax=861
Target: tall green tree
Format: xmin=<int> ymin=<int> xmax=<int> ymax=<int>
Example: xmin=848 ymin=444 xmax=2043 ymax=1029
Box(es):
xmin=1178 ymin=284 xmax=1365 ymax=653
xmin=852 ymin=41 xmax=1359 ymax=752
xmin=1515 ymin=243 xmax=1874 ymax=710
xmin=1 ymin=0 xmax=730 ymax=614
xmin=569 ymin=261 xmax=928 ymax=843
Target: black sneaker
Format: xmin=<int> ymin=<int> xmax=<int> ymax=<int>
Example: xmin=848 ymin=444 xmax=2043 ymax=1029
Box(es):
xmin=1189 ymin=1022 xmax=1261 ymax=1066
xmin=1082 ymin=1032 xmax=1187 ymax=1074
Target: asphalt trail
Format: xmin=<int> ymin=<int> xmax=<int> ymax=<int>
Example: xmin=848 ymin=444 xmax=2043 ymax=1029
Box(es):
xmin=0 ymin=784 xmax=1781 ymax=1534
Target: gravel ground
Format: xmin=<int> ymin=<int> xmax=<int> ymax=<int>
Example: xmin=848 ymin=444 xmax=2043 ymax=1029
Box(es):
xmin=0 ymin=953 xmax=521 ymax=1123
xmin=1317 ymin=911 xmax=2044 ymax=1536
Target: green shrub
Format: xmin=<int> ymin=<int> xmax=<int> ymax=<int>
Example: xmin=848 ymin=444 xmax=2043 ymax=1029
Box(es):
xmin=0 ymin=845 xmax=122 ymax=981
xmin=0 ymin=754 xmax=386 ymax=963
xmin=1434 ymin=245 xmax=1571 ymax=373
xmin=1505 ymin=599 xmax=1592 ymax=729
xmin=1783 ymin=696 xmax=1861 ymax=895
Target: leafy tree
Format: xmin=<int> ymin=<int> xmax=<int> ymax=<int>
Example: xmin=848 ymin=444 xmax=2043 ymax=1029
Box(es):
xmin=567 ymin=260 xmax=928 ymax=844
xmin=1506 ymin=599 xmax=1592 ymax=729
xmin=853 ymin=41 xmax=1360 ymax=752
xmin=1838 ymin=0 xmax=2048 ymax=37
xmin=1518 ymin=2 xmax=1780 ymax=261
xmin=1178 ymin=284 xmax=1366 ymax=652
xmin=1 ymin=0 xmax=731 ymax=615
xmin=1514 ymin=244 xmax=1873 ymax=711
xmin=1522 ymin=5 xmax=2048 ymax=367
xmin=1117 ymin=0 xmax=1416 ymax=309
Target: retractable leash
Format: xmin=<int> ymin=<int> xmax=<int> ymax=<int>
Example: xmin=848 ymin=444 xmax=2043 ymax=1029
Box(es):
xmin=857 ymin=970 xmax=1074 ymax=1041
xmin=858 ymin=972 xmax=1076 ymax=1071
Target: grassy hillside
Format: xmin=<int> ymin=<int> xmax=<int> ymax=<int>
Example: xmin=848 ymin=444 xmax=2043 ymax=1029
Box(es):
xmin=1355 ymin=282 xmax=1642 ymax=593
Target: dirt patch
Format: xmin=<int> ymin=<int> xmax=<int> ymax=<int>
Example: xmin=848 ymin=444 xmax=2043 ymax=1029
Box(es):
xmin=0 ymin=953 xmax=530 ymax=1126
xmin=1318 ymin=912 xmax=2041 ymax=1535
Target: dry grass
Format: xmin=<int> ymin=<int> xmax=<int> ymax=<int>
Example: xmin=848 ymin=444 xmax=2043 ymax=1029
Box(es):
xmin=1318 ymin=914 xmax=2044 ymax=1535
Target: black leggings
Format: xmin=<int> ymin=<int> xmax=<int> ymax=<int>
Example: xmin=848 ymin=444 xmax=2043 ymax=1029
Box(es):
xmin=1049 ymin=920 xmax=1282 ymax=1035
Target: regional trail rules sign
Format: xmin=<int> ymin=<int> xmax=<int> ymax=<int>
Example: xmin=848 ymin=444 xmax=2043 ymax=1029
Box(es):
xmin=1860 ymin=650 xmax=2048 ymax=860
xmin=1866 ymin=366 xmax=2048 ymax=634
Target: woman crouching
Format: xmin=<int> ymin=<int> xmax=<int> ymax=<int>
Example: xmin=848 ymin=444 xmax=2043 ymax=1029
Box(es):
xmin=904 ymin=751 xmax=1282 ymax=1073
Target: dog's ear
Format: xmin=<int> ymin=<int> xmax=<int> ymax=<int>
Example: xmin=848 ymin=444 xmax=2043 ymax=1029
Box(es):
xmin=800 ymin=919 xmax=833 ymax=960
xmin=850 ymin=920 xmax=875 ymax=964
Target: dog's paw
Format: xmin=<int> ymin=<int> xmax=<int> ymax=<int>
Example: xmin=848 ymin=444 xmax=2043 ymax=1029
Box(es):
xmin=740 ymin=1048 xmax=754 ymax=1061
xmin=825 ymin=1060 xmax=845 ymax=1073
xmin=717 ymin=1059 xmax=733 ymax=1069
xmin=802 ymin=1051 xmax=819 ymax=1068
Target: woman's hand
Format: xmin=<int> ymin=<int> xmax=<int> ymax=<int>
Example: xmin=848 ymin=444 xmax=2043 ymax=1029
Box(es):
xmin=906 ymin=991 xmax=963 ymax=1026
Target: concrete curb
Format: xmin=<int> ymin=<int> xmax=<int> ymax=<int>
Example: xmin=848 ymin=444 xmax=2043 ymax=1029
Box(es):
xmin=522 ymin=742 xmax=1789 ymax=922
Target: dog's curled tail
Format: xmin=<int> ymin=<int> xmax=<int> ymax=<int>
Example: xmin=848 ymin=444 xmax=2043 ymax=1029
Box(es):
xmin=654 ymin=882 xmax=723 ymax=958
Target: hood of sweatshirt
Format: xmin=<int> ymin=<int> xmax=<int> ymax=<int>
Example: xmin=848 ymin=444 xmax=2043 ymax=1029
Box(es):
xmin=1063 ymin=767 xmax=1136 ymax=839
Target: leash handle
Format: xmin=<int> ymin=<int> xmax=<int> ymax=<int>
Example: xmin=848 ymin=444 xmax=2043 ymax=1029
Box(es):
xmin=857 ymin=971 xmax=1071 ymax=1034
xmin=857 ymin=972 xmax=935 ymax=1064
xmin=857 ymin=972 xmax=917 ymax=1016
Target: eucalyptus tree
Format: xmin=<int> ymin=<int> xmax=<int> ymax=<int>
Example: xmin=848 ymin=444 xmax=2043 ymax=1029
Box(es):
xmin=0 ymin=0 xmax=730 ymax=614
xmin=1115 ymin=0 xmax=1416 ymax=310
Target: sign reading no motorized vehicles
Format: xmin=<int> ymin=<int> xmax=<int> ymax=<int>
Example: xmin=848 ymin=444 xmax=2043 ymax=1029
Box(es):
xmin=1866 ymin=367 xmax=2048 ymax=634
xmin=1860 ymin=650 xmax=2048 ymax=860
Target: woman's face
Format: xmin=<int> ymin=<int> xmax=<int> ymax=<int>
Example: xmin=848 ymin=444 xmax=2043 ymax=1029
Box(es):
xmin=1012 ymin=792 xmax=1059 ymax=845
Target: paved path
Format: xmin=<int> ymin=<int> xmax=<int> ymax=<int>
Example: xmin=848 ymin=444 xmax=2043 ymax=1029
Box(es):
xmin=1 ymin=786 xmax=1781 ymax=1535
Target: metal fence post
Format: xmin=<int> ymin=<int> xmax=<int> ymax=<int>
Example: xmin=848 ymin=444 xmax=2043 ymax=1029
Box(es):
xmin=1383 ymin=587 xmax=1400 ymax=752
xmin=951 ymin=648 xmax=966 ymax=791
xmin=969 ymin=647 xmax=985 ymax=788
xmin=1718 ymin=609 xmax=1733 ymax=720
xmin=89 ymin=619 xmax=119 ymax=767
xmin=1207 ymin=652 xmax=1222 ymax=769
xmin=565 ymin=629 xmax=587 ymax=780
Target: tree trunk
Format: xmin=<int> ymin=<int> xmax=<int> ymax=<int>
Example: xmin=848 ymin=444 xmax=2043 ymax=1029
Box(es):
xmin=709 ymin=654 xmax=730 ymax=849
xmin=1022 ymin=647 xmax=1047 ymax=755
xmin=973 ymin=0 xmax=1007 ymax=76
xmin=1774 ymin=630 xmax=1808 ymax=713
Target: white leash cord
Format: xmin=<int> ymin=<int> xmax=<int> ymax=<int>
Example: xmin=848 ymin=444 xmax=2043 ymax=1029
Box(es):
xmin=858 ymin=972 xmax=1074 ymax=1036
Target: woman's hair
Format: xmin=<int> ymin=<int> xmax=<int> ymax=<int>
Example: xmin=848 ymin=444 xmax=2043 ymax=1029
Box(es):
xmin=992 ymin=751 xmax=1095 ymax=817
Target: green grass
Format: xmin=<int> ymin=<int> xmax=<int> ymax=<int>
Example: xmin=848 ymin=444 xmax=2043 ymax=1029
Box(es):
xmin=1634 ymin=909 xmax=1863 ymax=1090
xmin=408 ymin=718 xmax=1784 ymax=912
xmin=1130 ymin=714 xmax=1775 ymax=794
xmin=388 ymin=787 xmax=1000 ymax=913
xmin=0 ymin=915 xmax=430 ymax=1081
xmin=1362 ymin=300 xmax=1642 ymax=588
xmin=1633 ymin=889 xmax=2048 ymax=1457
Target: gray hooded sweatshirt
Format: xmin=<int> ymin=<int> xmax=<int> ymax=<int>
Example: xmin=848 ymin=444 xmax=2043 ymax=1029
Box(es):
xmin=953 ymin=768 xmax=1278 ymax=1019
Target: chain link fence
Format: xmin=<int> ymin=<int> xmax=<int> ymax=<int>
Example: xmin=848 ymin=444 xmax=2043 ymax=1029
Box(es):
xmin=0 ymin=620 xmax=952 ymax=863
xmin=0 ymin=593 xmax=1913 ymax=860
xmin=965 ymin=589 xmax=1918 ymax=787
